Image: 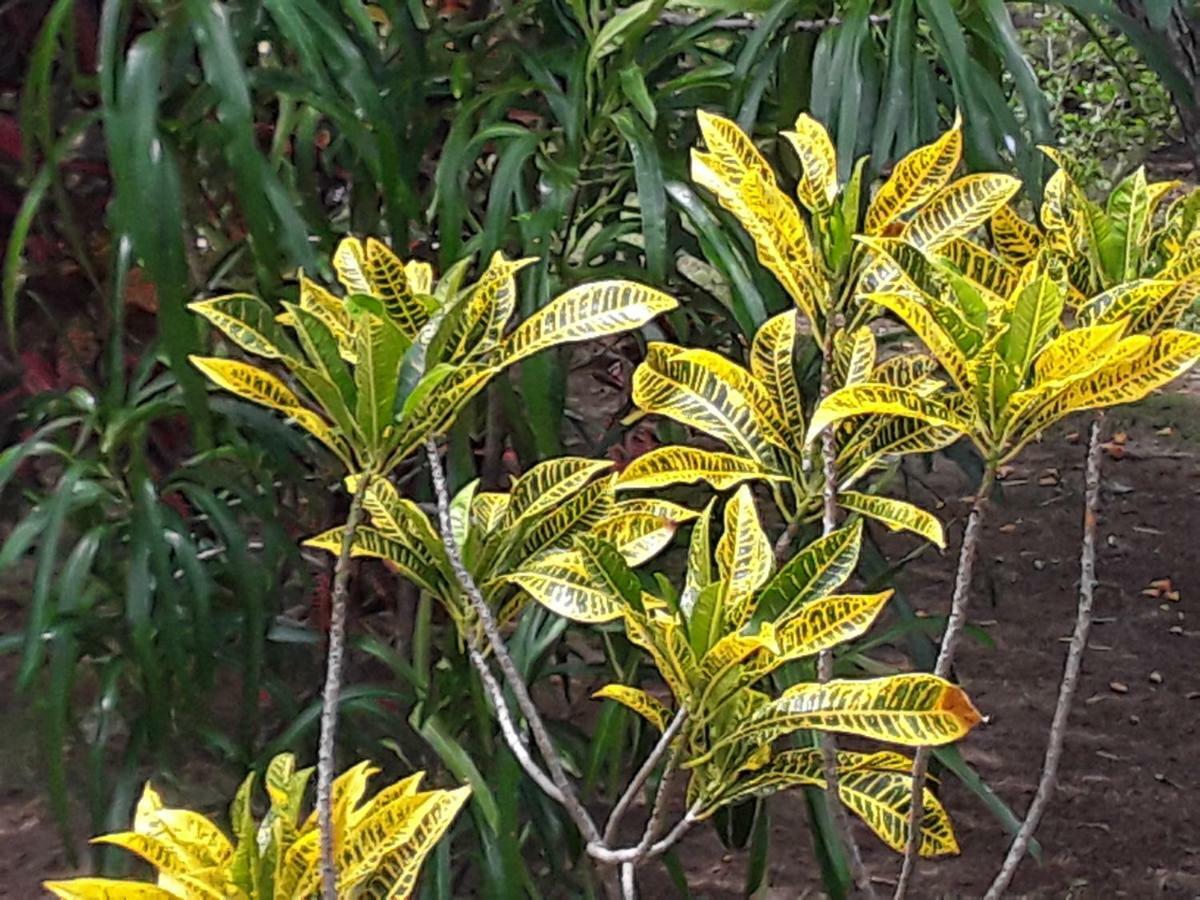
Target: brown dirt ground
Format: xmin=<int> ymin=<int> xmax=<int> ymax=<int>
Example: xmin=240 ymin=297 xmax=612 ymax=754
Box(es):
xmin=3 ymin=375 xmax=1198 ymax=898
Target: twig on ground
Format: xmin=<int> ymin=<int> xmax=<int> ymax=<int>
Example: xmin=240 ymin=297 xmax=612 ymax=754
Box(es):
xmin=895 ymin=464 xmax=998 ymax=899
xmin=317 ymin=473 xmax=371 ymax=900
xmin=983 ymin=414 xmax=1105 ymax=899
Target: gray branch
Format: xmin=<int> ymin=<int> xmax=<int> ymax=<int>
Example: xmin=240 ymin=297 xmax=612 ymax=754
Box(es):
xmin=817 ymin=336 xmax=876 ymax=899
xmin=424 ymin=440 xmax=602 ymax=845
xmin=602 ymin=709 xmax=688 ymax=845
xmin=317 ymin=474 xmax=371 ymax=899
xmin=895 ymin=464 xmax=998 ymax=899
xmin=983 ymin=414 xmax=1104 ymax=898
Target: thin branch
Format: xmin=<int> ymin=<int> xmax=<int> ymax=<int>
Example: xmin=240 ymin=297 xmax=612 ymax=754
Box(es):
xmin=603 ymin=710 xmax=688 ymax=845
xmin=983 ymin=414 xmax=1104 ymax=899
xmin=317 ymin=473 xmax=371 ymax=900
xmin=424 ymin=439 xmax=602 ymax=845
xmin=817 ymin=337 xmax=876 ymax=899
xmin=467 ymin=631 xmax=567 ymax=806
xmin=895 ymin=463 xmax=998 ymax=899
xmin=590 ymin=805 xmax=703 ymax=864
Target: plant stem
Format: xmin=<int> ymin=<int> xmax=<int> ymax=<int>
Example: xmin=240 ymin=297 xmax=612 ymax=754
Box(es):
xmin=816 ymin=334 xmax=876 ymax=899
xmin=895 ymin=462 xmax=997 ymax=899
xmin=983 ymin=414 xmax=1104 ymax=899
xmin=317 ymin=473 xmax=371 ymax=900
xmin=602 ymin=709 xmax=688 ymax=845
xmin=424 ymin=440 xmax=601 ymax=845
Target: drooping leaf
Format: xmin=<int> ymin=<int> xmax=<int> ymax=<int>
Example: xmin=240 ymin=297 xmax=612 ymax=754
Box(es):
xmin=500 ymin=281 xmax=676 ymax=365
xmin=616 ymin=446 xmax=786 ymax=492
xmin=593 ymin=685 xmax=672 ymax=731
xmin=838 ymin=491 xmax=945 ymax=547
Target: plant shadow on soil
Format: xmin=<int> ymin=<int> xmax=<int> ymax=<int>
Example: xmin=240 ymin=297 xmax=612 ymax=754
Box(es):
xmin=2 ymin=374 xmax=1197 ymax=898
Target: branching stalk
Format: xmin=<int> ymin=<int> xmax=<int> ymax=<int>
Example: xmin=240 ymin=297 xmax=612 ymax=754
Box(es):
xmin=895 ymin=463 xmax=997 ymax=899
xmin=816 ymin=335 xmax=876 ymax=899
xmin=983 ymin=415 xmax=1104 ymax=899
xmin=424 ymin=440 xmax=601 ymax=845
xmin=603 ymin=709 xmax=689 ymax=845
xmin=318 ymin=473 xmax=371 ymax=899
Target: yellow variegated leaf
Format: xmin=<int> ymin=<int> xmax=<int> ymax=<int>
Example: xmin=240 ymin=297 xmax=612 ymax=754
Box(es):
xmin=868 ymin=292 xmax=971 ymax=392
xmin=1005 ymin=330 xmax=1200 ymax=456
xmin=44 ymin=881 xmax=177 ymax=899
xmin=299 ymin=759 xmax=378 ymax=837
xmin=591 ymin=509 xmax=683 ymax=567
xmin=697 ymin=624 xmax=780 ymax=699
xmin=837 ymin=416 xmax=960 ymax=487
xmin=808 ymin=383 xmax=972 ymax=444
xmin=445 ymin=252 xmax=535 ymax=362
xmin=865 ymin=119 xmax=962 ymax=235
xmin=756 ymin=519 xmax=861 ymax=622
xmin=743 ymin=592 xmax=893 ymax=684
xmin=1034 ymin=319 xmax=1127 ymax=381
xmin=838 ymin=769 xmax=958 ymax=857
xmin=695 ymin=674 xmax=981 ymax=763
xmin=999 ymin=275 xmax=1065 ymax=381
xmin=349 ymin=787 xmax=471 ymax=899
xmin=1040 ymin=168 xmax=1075 ymax=252
xmin=989 ymin=204 xmax=1041 ymax=266
xmin=692 ymin=111 xmax=824 ymax=322
xmin=295 ymin=276 xmax=356 ymax=363
xmin=500 ymin=281 xmax=676 ymax=364
xmin=405 ymin=259 xmax=434 ymax=295
xmin=471 ymin=492 xmax=509 ymax=536
xmin=133 ymin=783 xmax=164 ymax=834
xmin=449 ymin=480 xmax=477 ymax=549
xmin=615 ymin=446 xmax=785 ymax=491
xmin=136 ymin=809 xmax=233 ymax=868
xmin=364 ymin=237 xmax=430 ymax=337
xmin=940 ymin=238 xmax=1019 ymax=298
xmin=694 ymin=109 xmax=775 ymax=184
xmin=189 ymin=294 xmax=296 ymax=360
xmin=333 ymin=236 xmax=373 ymax=295
xmin=750 ymin=311 xmax=807 ymax=440
xmin=611 ymin=497 xmax=699 ymax=524
xmin=682 ymin=498 xmax=715 ymax=618
xmin=500 ymin=553 xmax=623 ymax=623
xmin=838 ymin=491 xmax=945 ymax=547
xmin=517 ymin=477 xmax=614 ymax=559
xmin=593 ymin=684 xmax=672 ymax=731
xmin=388 ymin=364 xmax=497 ymax=464
xmin=699 ymin=748 xmax=825 ymax=815
xmin=839 ymin=326 xmax=877 ymax=387
xmin=633 ymin=344 xmax=784 ymax=464
xmin=351 ymin=772 xmax=426 ymax=831
xmin=504 ymin=457 xmax=613 ymax=528
xmin=189 ymin=356 xmax=348 ymax=460
xmin=675 ymin=347 xmax=792 ymax=449
xmin=715 ymin=485 xmax=773 ymax=630
xmin=622 ymin=608 xmax=697 ymax=706
xmin=1077 ymin=279 xmax=1177 ymax=328
xmin=91 ymin=833 xmax=191 ymax=875
xmin=304 ymin=525 xmax=450 ymax=599
xmin=1133 ymin=276 xmax=1200 ymax=333
xmin=784 ymin=113 xmax=839 ymax=213
xmin=904 ymin=174 xmax=1022 ymax=251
